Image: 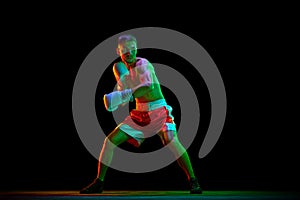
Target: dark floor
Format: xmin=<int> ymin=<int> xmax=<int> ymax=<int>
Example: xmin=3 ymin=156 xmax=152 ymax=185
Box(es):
xmin=1 ymin=190 xmax=300 ymax=200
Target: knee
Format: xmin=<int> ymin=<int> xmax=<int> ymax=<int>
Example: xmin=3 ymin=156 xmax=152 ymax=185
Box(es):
xmin=102 ymin=137 xmax=116 ymax=151
xmin=165 ymin=136 xmax=186 ymax=158
xmin=161 ymin=131 xmax=175 ymax=146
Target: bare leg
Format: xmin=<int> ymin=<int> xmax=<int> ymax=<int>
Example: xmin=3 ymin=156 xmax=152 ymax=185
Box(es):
xmin=97 ymin=127 xmax=130 ymax=181
xmin=80 ymin=127 xmax=131 ymax=194
xmin=159 ymin=131 xmax=196 ymax=181
xmin=159 ymin=130 xmax=202 ymax=193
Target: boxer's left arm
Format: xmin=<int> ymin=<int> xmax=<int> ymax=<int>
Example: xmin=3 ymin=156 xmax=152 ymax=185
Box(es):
xmin=131 ymin=61 xmax=155 ymax=98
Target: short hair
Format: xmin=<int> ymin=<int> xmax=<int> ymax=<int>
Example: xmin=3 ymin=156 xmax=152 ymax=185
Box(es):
xmin=117 ymin=34 xmax=137 ymax=45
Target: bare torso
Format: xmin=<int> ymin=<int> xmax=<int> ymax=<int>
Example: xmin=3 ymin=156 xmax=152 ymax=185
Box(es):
xmin=121 ymin=58 xmax=164 ymax=103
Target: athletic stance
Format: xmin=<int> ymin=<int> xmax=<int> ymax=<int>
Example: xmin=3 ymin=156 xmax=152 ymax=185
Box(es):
xmin=80 ymin=34 xmax=202 ymax=194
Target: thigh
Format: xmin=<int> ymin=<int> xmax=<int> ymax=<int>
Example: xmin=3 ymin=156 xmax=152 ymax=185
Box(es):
xmin=106 ymin=127 xmax=131 ymax=146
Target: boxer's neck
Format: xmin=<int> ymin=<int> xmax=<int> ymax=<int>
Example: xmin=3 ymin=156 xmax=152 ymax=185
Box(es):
xmin=125 ymin=59 xmax=136 ymax=69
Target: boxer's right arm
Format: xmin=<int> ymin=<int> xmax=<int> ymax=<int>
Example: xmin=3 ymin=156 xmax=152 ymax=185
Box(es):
xmin=113 ymin=62 xmax=129 ymax=91
xmin=113 ymin=62 xmax=134 ymax=102
xmin=103 ymin=62 xmax=132 ymax=112
xmin=103 ymin=89 xmax=132 ymax=112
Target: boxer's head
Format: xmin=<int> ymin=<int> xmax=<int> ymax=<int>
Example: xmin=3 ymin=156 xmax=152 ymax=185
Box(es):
xmin=116 ymin=34 xmax=137 ymax=64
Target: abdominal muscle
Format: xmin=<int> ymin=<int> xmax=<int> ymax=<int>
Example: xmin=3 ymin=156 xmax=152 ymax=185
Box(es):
xmin=123 ymin=62 xmax=165 ymax=103
xmin=135 ymin=84 xmax=165 ymax=103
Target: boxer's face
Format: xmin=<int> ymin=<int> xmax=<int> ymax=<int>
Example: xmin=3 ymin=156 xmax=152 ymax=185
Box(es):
xmin=117 ymin=41 xmax=137 ymax=64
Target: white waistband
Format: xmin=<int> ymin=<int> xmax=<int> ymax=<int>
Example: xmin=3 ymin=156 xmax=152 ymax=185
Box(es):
xmin=136 ymin=99 xmax=167 ymax=111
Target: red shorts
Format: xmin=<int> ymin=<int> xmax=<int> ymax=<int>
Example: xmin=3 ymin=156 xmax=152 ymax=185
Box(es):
xmin=117 ymin=99 xmax=177 ymax=147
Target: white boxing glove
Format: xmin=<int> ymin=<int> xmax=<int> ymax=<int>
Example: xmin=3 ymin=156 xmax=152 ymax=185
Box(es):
xmin=103 ymin=89 xmax=132 ymax=112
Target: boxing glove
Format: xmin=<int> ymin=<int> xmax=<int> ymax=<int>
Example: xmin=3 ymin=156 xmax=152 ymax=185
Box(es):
xmin=103 ymin=89 xmax=132 ymax=112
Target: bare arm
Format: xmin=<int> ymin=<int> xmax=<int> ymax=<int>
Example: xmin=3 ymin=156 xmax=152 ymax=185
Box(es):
xmin=131 ymin=61 xmax=155 ymax=98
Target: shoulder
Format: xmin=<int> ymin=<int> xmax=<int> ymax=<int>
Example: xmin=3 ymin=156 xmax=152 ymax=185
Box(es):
xmin=113 ymin=61 xmax=129 ymax=79
xmin=136 ymin=57 xmax=148 ymax=66
xmin=113 ymin=61 xmax=126 ymax=71
xmin=113 ymin=61 xmax=128 ymax=73
xmin=136 ymin=57 xmax=154 ymax=73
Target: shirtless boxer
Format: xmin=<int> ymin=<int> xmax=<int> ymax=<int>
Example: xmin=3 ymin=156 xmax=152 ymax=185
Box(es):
xmin=80 ymin=34 xmax=202 ymax=194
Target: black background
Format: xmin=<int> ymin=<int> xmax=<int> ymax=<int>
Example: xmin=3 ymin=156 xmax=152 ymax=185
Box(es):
xmin=1 ymin=5 xmax=298 ymax=192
